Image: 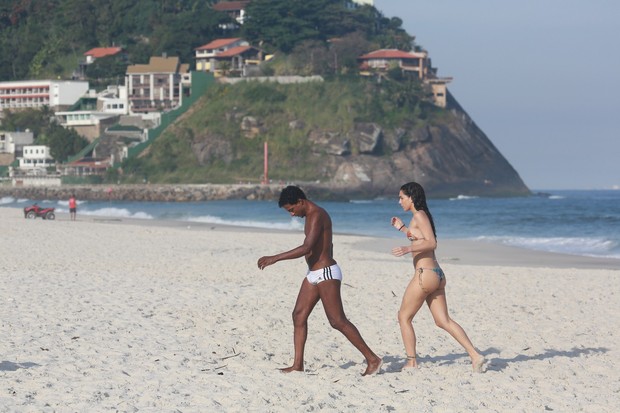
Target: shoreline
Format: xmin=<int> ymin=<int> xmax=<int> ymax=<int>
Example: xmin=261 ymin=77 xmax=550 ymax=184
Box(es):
xmin=6 ymin=207 xmax=618 ymax=270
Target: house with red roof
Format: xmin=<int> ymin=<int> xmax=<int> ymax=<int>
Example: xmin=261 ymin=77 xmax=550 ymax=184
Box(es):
xmin=83 ymin=47 xmax=124 ymax=65
xmin=212 ymin=1 xmax=251 ymax=26
xmin=195 ymin=38 xmax=263 ymax=76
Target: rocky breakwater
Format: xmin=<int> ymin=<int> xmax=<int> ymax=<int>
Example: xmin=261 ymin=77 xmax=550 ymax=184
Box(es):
xmin=0 ymin=184 xmax=285 ymax=202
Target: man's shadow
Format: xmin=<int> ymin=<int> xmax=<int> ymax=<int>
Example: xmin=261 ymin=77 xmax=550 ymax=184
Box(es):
xmin=374 ymin=346 xmax=608 ymax=373
xmin=0 ymin=361 xmax=40 ymax=372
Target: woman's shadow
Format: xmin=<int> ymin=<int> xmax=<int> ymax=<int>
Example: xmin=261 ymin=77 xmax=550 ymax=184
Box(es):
xmin=378 ymin=346 xmax=608 ymax=373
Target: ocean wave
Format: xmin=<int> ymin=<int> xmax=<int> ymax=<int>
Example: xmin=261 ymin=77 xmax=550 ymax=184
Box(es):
xmin=474 ymin=235 xmax=620 ymax=259
xmin=449 ymin=195 xmax=479 ymax=201
xmin=72 ymin=207 xmax=154 ymax=220
xmin=0 ymin=196 xmax=15 ymax=205
xmin=548 ymin=195 xmax=565 ymax=200
xmin=186 ymin=215 xmax=303 ymax=231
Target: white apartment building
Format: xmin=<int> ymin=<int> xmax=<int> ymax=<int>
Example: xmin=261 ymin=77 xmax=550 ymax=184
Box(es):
xmin=0 ymin=80 xmax=89 ymax=111
xmin=19 ymin=145 xmax=55 ymax=170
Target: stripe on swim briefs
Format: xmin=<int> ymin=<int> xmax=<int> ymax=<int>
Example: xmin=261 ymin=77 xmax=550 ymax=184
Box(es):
xmin=324 ymin=266 xmax=332 ymax=280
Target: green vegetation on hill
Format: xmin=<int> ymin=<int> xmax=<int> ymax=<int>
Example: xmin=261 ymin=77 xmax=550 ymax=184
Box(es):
xmin=0 ymin=0 xmax=415 ymax=82
xmin=116 ymin=77 xmax=440 ymax=184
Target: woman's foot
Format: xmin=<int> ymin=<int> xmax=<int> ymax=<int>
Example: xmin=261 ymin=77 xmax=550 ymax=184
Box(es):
xmin=400 ymin=355 xmax=418 ymax=371
xmin=472 ymin=355 xmax=487 ymax=373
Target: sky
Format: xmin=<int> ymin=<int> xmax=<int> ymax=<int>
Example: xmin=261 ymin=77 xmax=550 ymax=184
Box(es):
xmin=374 ymin=0 xmax=620 ymax=190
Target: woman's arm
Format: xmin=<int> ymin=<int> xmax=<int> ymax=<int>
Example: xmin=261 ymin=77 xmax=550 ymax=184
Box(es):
xmin=391 ymin=211 xmax=436 ymax=257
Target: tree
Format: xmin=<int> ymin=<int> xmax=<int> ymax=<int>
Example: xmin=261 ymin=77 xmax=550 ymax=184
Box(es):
xmin=40 ymin=123 xmax=89 ymax=163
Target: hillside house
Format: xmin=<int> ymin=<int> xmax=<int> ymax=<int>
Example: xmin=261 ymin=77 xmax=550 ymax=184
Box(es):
xmin=55 ymin=86 xmax=129 ymax=142
xmin=212 ymin=1 xmax=251 ymax=28
xmin=0 ymin=131 xmax=34 ymax=155
xmin=0 ymin=131 xmax=34 ymax=166
xmin=358 ymin=49 xmax=431 ymax=79
xmin=195 ymin=38 xmax=263 ymax=76
xmin=358 ymin=49 xmax=452 ymax=108
xmin=83 ymin=47 xmax=124 ymax=65
xmin=77 ymin=46 xmax=126 ymax=79
xmin=18 ymin=145 xmax=55 ymax=172
xmin=125 ymin=56 xmax=191 ymax=113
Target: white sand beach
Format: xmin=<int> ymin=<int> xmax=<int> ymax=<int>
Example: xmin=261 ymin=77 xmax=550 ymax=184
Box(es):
xmin=1 ymin=207 xmax=619 ymax=412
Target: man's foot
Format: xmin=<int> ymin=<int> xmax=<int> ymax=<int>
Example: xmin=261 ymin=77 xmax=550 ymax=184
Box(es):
xmin=472 ymin=356 xmax=487 ymax=373
xmin=280 ymin=365 xmax=303 ymax=373
xmin=362 ymin=356 xmax=383 ymax=376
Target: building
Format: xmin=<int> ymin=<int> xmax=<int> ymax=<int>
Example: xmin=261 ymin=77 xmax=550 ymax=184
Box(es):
xmin=0 ymin=80 xmax=89 ymax=112
xmin=358 ymin=49 xmax=453 ymax=108
xmin=18 ymin=145 xmax=55 ymax=172
xmin=77 ymin=46 xmax=126 ymax=79
xmin=125 ymin=56 xmax=191 ymax=113
xmin=358 ymin=49 xmax=431 ymax=79
xmin=195 ymin=38 xmax=249 ymax=72
xmin=212 ymin=1 xmax=251 ymax=27
xmin=55 ymin=86 xmax=129 ymax=142
xmin=195 ymin=38 xmax=264 ymax=76
xmin=0 ymin=131 xmax=34 ymax=156
xmin=83 ymin=47 xmax=124 ymax=65
xmin=345 ymin=0 xmax=373 ymax=8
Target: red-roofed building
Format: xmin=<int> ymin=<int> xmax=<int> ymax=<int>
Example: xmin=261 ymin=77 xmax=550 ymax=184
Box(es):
xmin=212 ymin=1 xmax=251 ymax=26
xmin=195 ymin=38 xmax=263 ymax=75
xmin=84 ymin=47 xmax=124 ymax=64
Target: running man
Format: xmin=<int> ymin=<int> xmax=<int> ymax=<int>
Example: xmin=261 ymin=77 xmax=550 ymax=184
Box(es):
xmin=257 ymin=186 xmax=382 ymax=376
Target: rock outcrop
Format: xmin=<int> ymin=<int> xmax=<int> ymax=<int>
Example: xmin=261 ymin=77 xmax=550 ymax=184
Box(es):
xmin=322 ymin=92 xmax=530 ymax=197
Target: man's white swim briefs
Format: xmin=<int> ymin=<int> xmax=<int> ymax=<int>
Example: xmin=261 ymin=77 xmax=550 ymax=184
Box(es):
xmin=306 ymin=264 xmax=343 ymax=285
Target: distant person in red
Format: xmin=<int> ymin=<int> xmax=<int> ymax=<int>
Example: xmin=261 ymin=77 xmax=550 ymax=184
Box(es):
xmin=69 ymin=195 xmax=77 ymax=221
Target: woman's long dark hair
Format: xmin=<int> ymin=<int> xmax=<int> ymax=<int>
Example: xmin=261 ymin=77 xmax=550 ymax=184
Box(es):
xmin=401 ymin=182 xmax=437 ymax=238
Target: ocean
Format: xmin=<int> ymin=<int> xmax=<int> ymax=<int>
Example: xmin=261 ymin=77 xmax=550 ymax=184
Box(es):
xmin=2 ymin=189 xmax=619 ymax=260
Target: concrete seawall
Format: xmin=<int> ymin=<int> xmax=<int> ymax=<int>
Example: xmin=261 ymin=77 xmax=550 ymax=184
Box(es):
xmin=0 ymin=184 xmax=351 ymax=202
xmin=0 ymin=184 xmax=286 ymax=202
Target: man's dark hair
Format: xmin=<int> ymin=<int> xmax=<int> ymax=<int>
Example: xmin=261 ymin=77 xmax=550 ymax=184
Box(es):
xmin=278 ymin=185 xmax=307 ymax=207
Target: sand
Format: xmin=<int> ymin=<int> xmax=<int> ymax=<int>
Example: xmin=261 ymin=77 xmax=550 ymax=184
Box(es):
xmin=1 ymin=207 xmax=619 ymax=412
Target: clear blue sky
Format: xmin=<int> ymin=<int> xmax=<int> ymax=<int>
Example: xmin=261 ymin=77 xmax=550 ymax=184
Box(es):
xmin=375 ymin=0 xmax=620 ymax=190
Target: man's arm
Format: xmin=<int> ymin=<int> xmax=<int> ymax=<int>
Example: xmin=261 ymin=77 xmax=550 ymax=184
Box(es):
xmin=257 ymin=212 xmax=322 ymax=270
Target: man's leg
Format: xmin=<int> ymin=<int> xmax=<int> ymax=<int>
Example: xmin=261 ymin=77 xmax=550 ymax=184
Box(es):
xmin=282 ymin=278 xmax=320 ymax=373
xmin=318 ymin=280 xmax=382 ymax=376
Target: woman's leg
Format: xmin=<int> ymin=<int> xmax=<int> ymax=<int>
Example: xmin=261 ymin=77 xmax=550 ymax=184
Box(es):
xmin=426 ymin=284 xmax=486 ymax=372
xmin=398 ymin=273 xmax=430 ymax=368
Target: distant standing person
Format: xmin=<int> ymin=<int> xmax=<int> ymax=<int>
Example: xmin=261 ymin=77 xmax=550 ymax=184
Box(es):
xmin=69 ymin=194 xmax=77 ymax=221
xmin=390 ymin=182 xmax=486 ymax=372
xmin=257 ymin=186 xmax=383 ymax=376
